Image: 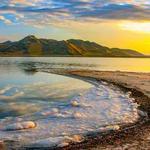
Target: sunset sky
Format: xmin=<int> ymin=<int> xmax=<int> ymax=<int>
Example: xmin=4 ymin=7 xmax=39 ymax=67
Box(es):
xmin=0 ymin=0 xmax=150 ymax=55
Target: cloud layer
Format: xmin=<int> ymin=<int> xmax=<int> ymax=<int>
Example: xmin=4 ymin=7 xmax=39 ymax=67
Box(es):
xmin=0 ymin=0 xmax=150 ymax=26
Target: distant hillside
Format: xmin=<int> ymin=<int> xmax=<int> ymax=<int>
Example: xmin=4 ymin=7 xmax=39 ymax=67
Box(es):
xmin=0 ymin=35 xmax=145 ymax=57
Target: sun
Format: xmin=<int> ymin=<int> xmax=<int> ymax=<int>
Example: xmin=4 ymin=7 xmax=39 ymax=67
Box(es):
xmin=119 ymin=21 xmax=150 ymax=33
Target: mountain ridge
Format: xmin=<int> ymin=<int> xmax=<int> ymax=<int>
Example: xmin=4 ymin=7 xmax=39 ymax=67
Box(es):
xmin=0 ymin=35 xmax=145 ymax=57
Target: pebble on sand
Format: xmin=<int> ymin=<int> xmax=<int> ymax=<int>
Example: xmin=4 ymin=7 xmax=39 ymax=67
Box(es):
xmin=73 ymin=112 xmax=85 ymax=118
xmin=71 ymin=135 xmax=83 ymax=143
xmin=71 ymin=101 xmax=80 ymax=107
xmin=106 ymin=125 xmax=120 ymax=130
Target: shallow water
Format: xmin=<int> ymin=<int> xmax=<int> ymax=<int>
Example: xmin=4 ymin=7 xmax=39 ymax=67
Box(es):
xmin=0 ymin=63 xmax=93 ymax=119
xmin=0 ymin=58 xmax=142 ymax=148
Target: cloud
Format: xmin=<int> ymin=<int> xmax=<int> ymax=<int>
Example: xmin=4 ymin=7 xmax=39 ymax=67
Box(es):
xmin=0 ymin=15 xmax=12 ymax=24
xmin=0 ymin=0 xmax=149 ymax=27
xmin=78 ymin=4 xmax=150 ymax=21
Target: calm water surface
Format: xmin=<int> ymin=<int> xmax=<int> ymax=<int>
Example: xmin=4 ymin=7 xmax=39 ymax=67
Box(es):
xmin=0 ymin=57 xmax=146 ymax=148
xmin=0 ymin=57 xmax=149 ymax=72
xmin=0 ymin=61 xmax=92 ymax=119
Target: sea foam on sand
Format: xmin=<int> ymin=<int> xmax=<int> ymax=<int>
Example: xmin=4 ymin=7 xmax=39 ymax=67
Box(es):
xmin=0 ymin=81 xmax=141 ymax=148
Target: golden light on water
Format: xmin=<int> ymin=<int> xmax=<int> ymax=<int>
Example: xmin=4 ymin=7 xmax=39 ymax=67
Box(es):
xmin=119 ymin=21 xmax=150 ymax=33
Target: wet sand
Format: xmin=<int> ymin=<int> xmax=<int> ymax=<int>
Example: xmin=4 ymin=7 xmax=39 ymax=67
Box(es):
xmin=70 ymin=71 xmax=150 ymax=98
xmin=67 ymin=70 xmax=150 ymax=150
xmin=38 ymin=69 xmax=150 ymax=150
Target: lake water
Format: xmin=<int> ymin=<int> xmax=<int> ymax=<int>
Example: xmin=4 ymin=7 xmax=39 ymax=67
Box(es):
xmin=0 ymin=57 xmax=149 ymax=72
xmin=0 ymin=57 xmax=147 ymax=148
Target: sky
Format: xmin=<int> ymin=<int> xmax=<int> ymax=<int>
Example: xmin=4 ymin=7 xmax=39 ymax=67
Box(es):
xmin=0 ymin=0 xmax=150 ymax=55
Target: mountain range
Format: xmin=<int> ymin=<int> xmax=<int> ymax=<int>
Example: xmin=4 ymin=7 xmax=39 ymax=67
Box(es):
xmin=0 ymin=35 xmax=145 ymax=57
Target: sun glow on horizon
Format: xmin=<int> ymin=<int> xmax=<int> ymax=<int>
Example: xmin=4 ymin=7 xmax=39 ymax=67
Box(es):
xmin=119 ymin=22 xmax=150 ymax=34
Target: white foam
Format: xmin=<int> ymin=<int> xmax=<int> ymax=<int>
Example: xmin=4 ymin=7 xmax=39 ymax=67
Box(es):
xmin=0 ymin=91 xmax=24 ymax=100
xmin=0 ymin=81 xmax=140 ymax=148
xmin=0 ymin=86 xmax=12 ymax=95
xmin=4 ymin=121 xmax=36 ymax=131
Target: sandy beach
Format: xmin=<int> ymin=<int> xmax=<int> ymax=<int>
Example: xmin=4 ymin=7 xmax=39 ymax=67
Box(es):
xmin=70 ymin=71 xmax=150 ymax=98
xmin=67 ymin=70 xmax=150 ymax=150
xmin=37 ymin=69 xmax=150 ymax=150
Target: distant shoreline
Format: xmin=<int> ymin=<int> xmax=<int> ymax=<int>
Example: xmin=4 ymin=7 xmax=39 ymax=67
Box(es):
xmin=0 ymin=35 xmax=145 ymax=57
xmin=0 ymin=56 xmax=150 ymax=58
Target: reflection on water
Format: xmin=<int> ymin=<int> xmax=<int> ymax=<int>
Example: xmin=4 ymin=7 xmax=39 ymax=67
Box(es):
xmin=0 ymin=57 xmax=145 ymax=148
xmin=0 ymin=57 xmax=149 ymax=72
xmin=0 ymin=62 xmax=93 ymax=118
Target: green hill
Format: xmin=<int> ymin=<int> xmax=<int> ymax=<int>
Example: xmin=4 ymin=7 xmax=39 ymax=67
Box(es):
xmin=0 ymin=35 xmax=144 ymax=57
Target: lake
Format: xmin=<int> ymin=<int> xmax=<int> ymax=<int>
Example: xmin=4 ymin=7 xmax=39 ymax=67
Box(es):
xmin=0 ymin=57 xmax=148 ymax=148
xmin=0 ymin=57 xmax=149 ymax=72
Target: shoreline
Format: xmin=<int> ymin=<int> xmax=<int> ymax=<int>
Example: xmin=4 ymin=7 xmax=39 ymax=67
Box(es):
xmin=69 ymin=70 xmax=150 ymax=115
xmin=0 ymin=56 xmax=150 ymax=58
xmin=68 ymin=70 xmax=150 ymax=150
xmin=36 ymin=69 xmax=150 ymax=150
xmin=2 ymin=69 xmax=150 ymax=150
